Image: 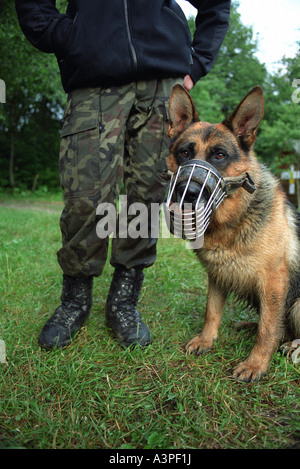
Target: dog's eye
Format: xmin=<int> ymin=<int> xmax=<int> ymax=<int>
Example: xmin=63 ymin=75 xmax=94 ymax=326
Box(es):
xmin=180 ymin=150 xmax=189 ymax=158
xmin=216 ymin=152 xmax=226 ymax=160
xmin=176 ymin=143 xmax=195 ymax=163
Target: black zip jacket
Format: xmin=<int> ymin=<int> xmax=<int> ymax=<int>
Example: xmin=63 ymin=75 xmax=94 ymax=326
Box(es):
xmin=14 ymin=0 xmax=231 ymax=93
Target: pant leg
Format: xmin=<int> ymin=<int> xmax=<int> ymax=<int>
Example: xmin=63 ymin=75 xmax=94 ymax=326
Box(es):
xmin=57 ymin=85 xmax=135 ymax=277
xmin=110 ymin=78 xmax=182 ymax=270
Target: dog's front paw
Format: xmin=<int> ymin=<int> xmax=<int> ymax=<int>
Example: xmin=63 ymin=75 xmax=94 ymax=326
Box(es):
xmin=233 ymin=359 xmax=267 ymax=383
xmin=185 ymin=335 xmax=214 ymax=355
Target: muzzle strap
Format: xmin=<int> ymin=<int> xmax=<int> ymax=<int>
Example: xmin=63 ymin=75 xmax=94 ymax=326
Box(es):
xmin=224 ymin=172 xmax=256 ymax=194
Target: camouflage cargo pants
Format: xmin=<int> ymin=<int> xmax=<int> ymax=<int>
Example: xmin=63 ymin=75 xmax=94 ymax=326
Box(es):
xmin=57 ymin=78 xmax=181 ymax=277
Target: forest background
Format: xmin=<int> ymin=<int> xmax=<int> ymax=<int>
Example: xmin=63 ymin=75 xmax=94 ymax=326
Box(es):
xmin=0 ymin=0 xmax=299 ymax=195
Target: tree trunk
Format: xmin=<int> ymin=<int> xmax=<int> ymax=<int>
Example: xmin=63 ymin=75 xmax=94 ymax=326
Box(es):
xmin=31 ymin=174 xmax=39 ymax=192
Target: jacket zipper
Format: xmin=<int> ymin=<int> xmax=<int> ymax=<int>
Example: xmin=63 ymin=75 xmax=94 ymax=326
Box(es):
xmin=124 ymin=0 xmax=138 ymax=73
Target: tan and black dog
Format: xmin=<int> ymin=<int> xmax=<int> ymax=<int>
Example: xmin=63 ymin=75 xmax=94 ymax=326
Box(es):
xmin=167 ymin=84 xmax=300 ymax=382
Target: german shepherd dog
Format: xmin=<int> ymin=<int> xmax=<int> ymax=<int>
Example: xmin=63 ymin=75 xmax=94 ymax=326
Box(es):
xmin=166 ymin=84 xmax=300 ymax=382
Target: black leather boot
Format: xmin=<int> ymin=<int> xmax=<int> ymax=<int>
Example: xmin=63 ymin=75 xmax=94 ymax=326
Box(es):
xmin=38 ymin=275 xmax=93 ymax=349
xmin=105 ymin=267 xmax=151 ymax=347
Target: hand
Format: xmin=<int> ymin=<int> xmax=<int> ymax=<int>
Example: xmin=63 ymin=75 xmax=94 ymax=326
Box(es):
xmin=183 ymin=75 xmax=194 ymax=91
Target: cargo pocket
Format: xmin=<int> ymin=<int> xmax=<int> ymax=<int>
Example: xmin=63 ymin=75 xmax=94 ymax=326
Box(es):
xmin=59 ymin=110 xmax=101 ymax=197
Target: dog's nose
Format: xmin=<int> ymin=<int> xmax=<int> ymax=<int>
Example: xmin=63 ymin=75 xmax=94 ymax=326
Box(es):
xmin=176 ymin=180 xmax=204 ymax=207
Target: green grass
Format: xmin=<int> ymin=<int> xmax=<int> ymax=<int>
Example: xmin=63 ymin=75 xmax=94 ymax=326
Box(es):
xmin=0 ymin=197 xmax=299 ymax=449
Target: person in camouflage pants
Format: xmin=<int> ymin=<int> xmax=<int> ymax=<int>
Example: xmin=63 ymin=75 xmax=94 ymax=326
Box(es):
xmin=41 ymin=78 xmax=182 ymax=349
xmin=57 ymin=79 xmax=178 ymax=278
xmin=15 ymin=0 xmax=230 ymax=349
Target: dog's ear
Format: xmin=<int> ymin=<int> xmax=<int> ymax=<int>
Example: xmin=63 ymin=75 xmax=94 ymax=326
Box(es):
xmin=223 ymin=86 xmax=264 ymax=148
xmin=167 ymin=84 xmax=199 ymax=139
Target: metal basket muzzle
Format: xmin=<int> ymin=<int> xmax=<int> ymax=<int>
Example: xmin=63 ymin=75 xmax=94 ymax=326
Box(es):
xmin=164 ymin=160 xmax=227 ymax=245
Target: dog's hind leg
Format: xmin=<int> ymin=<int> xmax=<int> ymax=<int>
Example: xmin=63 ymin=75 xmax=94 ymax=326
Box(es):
xmin=234 ymin=321 xmax=257 ymax=331
xmin=289 ymin=298 xmax=300 ymax=337
xmin=186 ymin=277 xmax=226 ymax=354
xmin=280 ymin=339 xmax=300 ymax=363
xmin=280 ymin=298 xmax=300 ymax=363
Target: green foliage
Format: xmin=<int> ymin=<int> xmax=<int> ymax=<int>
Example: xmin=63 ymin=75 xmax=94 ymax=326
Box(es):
xmin=190 ymin=3 xmax=267 ymax=120
xmin=0 ymin=0 xmax=66 ymax=190
xmin=259 ymin=46 xmax=300 ymax=169
xmin=189 ymin=2 xmax=299 ymax=169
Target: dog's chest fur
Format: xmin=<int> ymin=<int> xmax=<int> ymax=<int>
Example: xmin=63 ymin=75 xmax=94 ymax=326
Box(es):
xmin=196 ymin=241 xmax=257 ymax=299
xmin=194 ymin=173 xmax=277 ymax=302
